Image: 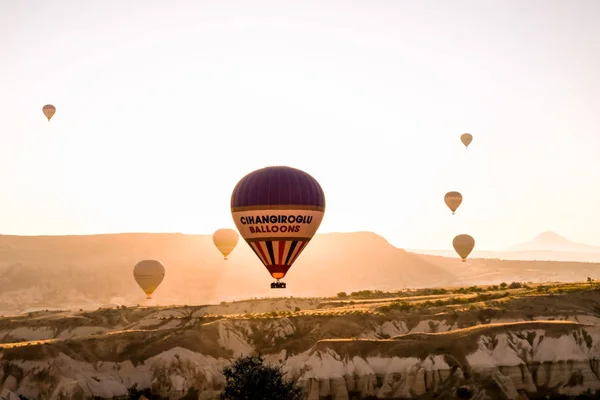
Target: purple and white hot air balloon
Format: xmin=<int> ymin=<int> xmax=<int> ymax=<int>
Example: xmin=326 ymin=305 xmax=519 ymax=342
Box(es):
xmin=230 ymin=166 xmax=326 ymax=289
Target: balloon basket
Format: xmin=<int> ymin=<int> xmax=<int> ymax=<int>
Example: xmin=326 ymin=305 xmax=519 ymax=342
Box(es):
xmin=271 ymin=281 xmax=286 ymax=289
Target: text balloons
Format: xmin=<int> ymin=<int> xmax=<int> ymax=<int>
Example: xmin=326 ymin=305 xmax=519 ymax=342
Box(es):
xmin=213 ymin=228 xmax=239 ymax=260
xmin=444 ymin=191 xmax=463 ymax=215
xmin=230 ymin=166 xmax=326 ymax=288
xmin=460 ymin=133 xmax=473 ymax=148
xmin=453 ymin=234 xmax=475 ymax=262
xmin=42 ymin=104 xmax=56 ymax=121
xmin=133 ymin=260 xmax=165 ymax=299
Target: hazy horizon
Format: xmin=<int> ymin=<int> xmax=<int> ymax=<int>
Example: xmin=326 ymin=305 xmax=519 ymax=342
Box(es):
xmin=1 ymin=0 xmax=599 ymax=251
xmin=0 ymin=229 xmax=598 ymax=253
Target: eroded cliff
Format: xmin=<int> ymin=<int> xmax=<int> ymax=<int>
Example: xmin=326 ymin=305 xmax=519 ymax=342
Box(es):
xmin=1 ymin=283 xmax=600 ymax=399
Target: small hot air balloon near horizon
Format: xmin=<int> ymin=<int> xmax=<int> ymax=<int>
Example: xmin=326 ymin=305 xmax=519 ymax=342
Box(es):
xmin=42 ymin=104 xmax=56 ymax=122
xmin=444 ymin=191 xmax=463 ymax=215
xmin=453 ymin=234 xmax=475 ymax=262
xmin=230 ymin=166 xmax=326 ymax=289
xmin=460 ymin=133 xmax=473 ymax=148
xmin=213 ymin=228 xmax=239 ymax=260
xmin=133 ymin=260 xmax=165 ymax=299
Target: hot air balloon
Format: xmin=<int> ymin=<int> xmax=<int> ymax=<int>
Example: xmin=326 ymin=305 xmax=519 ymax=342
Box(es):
xmin=444 ymin=191 xmax=463 ymax=215
xmin=460 ymin=133 xmax=473 ymax=148
xmin=133 ymin=260 xmax=165 ymax=299
xmin=453 ymin=234 xmax=475 ymax=262
xmin=213 ymin=228 xmax=239 ymax=260
xmin=230 ymin=166 xmax=326 ymax=289
xmin=42 ymin=104 xmax=56 ymax=122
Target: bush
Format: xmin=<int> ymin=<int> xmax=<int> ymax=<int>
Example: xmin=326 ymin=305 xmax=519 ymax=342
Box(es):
xmin=509 ymin=282 xmax=522 ymax=289
xmin=456 ymin=386 xmax=473 ymax=399
xmin=466 ymin=286 xmax=483 ymax=293
xmin=220 ymin=354 xmax=302 ymax=400
xmin=127 ymin=387 xmax=168 ymax=399
xmin=179 ymin=388 xmax=200 ymax=399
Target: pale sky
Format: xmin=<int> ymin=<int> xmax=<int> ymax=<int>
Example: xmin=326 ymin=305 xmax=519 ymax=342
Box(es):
xmin=1 ymin=0 xmax=599 ymax=251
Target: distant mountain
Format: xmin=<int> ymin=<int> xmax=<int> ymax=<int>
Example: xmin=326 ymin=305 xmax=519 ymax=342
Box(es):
xmin=507 ymin=231 xmax=600 ymax=253
xmin=1 ymin=231 xmax=600 ymax=313
xmin=409 ymin=231 xmax=600 ymax=263
xmin=0 ymin=232 xmax=457 ymax=312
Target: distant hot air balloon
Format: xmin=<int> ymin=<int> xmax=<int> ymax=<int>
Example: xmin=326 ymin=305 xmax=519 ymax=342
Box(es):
xmin=213 ymin=228 xmax=239 ymax=260
xmin=444 ymin=191 xmax=463 ymax=215
xmin=133 ymin=260 xmax=165 ymax=299
xmin=453 ymin=234 xmax=475 ymax=262
xmin=460 ymin=133 xmax=473 ymax=148
xmin=42 ymin=104 xmax=56 ymax=122
xmin=230 ymin=166 xmax=326 ymax=289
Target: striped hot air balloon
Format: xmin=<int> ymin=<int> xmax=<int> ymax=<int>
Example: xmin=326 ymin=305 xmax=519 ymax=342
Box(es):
xmin=230 ymin=166 xmax=326 ymax=289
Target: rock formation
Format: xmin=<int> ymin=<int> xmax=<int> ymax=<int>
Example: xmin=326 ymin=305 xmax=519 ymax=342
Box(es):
xmin=1 ymin=283 xmax=600 ymax=399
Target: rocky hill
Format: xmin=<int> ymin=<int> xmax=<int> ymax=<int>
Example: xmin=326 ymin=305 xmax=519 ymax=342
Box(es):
xmin=1 ymin=232 xmax=600 ymax=314
xmin=0 ymin=281 xmax=600 ymax=399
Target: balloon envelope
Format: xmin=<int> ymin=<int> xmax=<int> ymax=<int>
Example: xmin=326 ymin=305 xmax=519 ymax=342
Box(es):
xmin=213 ymin=228 xmax=239 ymax=260
xmin=460 ymin=133 xmax=473 ymax=148
xmin=230 ymin=166 xmax=326 ymax=282
xmin=133 ymin=260 xmax=165 ymax=299
xmin=42 ymin=104 xmax=56 ymax=121
xmin=453 ymin=234 xmax=475 ymax=262
xmin=444 ymin=191 xmax=463 ymax=214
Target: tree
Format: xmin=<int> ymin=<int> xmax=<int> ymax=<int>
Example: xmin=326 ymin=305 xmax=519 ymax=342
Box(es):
xmin=509 ymin=281 xmax=522 ymax=289
xmin=220 ymin=354 xmax=302 ymax=400
xmin=127 ymin=387 xmax=198 ymax=400
xmin=179 ymin=388 xmax=200 ymax=399
xmin=127 ymin=387 xmax=168 ymax=400
xmin=456 ymin=386 xmax=473 ymax=399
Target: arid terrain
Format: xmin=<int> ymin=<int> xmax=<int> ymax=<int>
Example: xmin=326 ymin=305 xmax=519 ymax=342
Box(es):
xmin=1 ymin=231 xmax=600 ymax=315
xmin=1 ymin=281 xmax=600 ymax=399
xmin=2 ymin=233 xmax=600 ymax=399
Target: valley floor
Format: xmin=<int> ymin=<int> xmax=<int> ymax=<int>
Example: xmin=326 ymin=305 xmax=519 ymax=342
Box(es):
xmin=1 ymin=281 xmax=600 ymax=399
